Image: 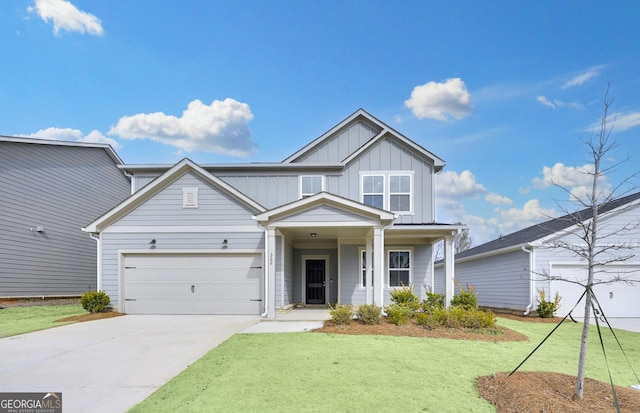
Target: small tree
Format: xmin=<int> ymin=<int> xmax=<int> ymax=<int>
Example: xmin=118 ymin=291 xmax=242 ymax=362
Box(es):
xmin=541 ymin=84 xmax=639 ymax=400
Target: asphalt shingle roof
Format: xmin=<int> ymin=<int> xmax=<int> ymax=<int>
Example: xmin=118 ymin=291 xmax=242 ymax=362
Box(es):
xmin=455 ymin=191 xmax=640 ymax=260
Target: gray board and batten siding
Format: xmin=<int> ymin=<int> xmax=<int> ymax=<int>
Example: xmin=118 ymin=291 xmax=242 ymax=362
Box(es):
xmin=127 ymin=125 xmax=437 ymax=224
xmin=0 ymin=138 xmax=130 ymax=297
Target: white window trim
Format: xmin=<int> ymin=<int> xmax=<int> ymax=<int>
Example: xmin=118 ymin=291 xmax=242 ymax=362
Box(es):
xmin=182 ymin=187 xmax=199 ymax=208
xmin=386 ymin=247 xmax=413 ymax=288
xmin=299 ymin=175 xmax=325 ymax=199
xmin=358 ymin=247 xmax=374 ymax=289
xmin=359 ymin=171 xmax=414 ymax=214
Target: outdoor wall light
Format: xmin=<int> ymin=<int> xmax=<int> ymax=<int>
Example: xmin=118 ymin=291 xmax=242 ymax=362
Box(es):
xmin=149 ymin=239 xmax=156 ymax=249
xmin=222 ymin=239 xmax=228 ymax=249
xmin=310 ymin=233 xmax=317 ymax=238
xmin=30 ymin=226 xmax=45 ymax=233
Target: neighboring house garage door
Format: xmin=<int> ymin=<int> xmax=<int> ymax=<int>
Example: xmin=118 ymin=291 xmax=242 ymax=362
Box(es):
xmin=550 ymin=264 xmax=640 ymax=318
xmin=123 ymin=253 xmax=263 ymax=315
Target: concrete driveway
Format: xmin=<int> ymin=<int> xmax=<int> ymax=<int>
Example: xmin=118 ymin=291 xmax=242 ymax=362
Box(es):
xmin=0 ymin=315 xmax=258 ymax=413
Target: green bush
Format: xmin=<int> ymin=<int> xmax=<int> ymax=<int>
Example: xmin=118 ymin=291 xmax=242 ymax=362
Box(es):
xmin=536 ymin=288 xmax=561 ymax=318
xmin=450 ymin=283 xmax=478 ymax=310
xmin=356 ymin=304 xmax=381 ymax=325
xmin=386 ymin=304 xmax=413 ymax=326
xmin=415 ymin=312 xmax=441 ymax=330
xmin=419 ymin=307 xmax=496 ymax=330
xmin=329 ymin=304 xmax=354 ymax=325
xmin=80 ymin=290 xmax=111 ymax=313
xmin=422 ymin=292 xmax=445 ymax=312
xmin=389 ymin=285 xmax=420 ymax=311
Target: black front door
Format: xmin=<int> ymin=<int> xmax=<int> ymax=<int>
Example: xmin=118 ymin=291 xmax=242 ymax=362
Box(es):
xmin=306 ymin=260 xmax=326 ymax=305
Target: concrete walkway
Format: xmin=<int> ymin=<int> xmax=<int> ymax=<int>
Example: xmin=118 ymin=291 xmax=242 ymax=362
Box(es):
xmin=0 ymin=315 xmax=258 ymax=413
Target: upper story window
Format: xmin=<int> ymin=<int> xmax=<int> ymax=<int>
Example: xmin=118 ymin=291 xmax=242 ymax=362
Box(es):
xmin=183 ymin=187 xmax=199 ymax=208
xmin=360 ymin=172 xmax=413 ymax=213
xmin=300 ymin=175 xmax=324 ymax=198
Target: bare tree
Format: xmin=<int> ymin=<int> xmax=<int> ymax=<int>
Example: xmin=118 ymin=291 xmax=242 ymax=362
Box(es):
xmin=542 ymin=84 xmax=639 ymax=400
xmin=433 ymin=222 xmax=472 ymax=261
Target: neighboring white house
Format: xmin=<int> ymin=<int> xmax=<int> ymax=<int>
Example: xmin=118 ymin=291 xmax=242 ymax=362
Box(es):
xmin=0 ymin=136 xmax=131 ymax=297
xmin=435 ymin=192 xmax=640 ymax=318
xmin=83 ymin=109 xmax=463 ymax=318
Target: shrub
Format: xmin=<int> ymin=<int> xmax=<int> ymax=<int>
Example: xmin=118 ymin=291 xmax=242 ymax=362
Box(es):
xmin=415 ymin=312 xmax=441 ymax=330
xmin=80 ymin=290 xmax=111 ymax=313
xmin=356 ymin=304 xmax=381 ymax=325
xmin=386 ymin=304 xmax=413 ymax=325
xmin=536 ymin=288 xmax=561 ymax=318
xmin=389 ymin=285 xmax=420 ymax=311
xmin=422 ymin=292 xmax=445 ymax=312
xmin=450 ymin=283 xmax=478 ymax=310
xmin=329 ymin=304 xmax=354 ymax=325
xmin=457 ymin=308 xmax=497 ymax=329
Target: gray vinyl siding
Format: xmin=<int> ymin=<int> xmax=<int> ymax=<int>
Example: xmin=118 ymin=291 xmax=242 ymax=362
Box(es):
xmin=112 ymin=172 xmax=259 ymax=227
xmin=339 ymin=244 xmax=363 ymax=305
xmin=0 ymin=141 xmax=130 ymax=297
xmin=129 ymin=137 xmax=437 ymax=223
xmin=100 ymin=231 xmax=265 ymax=307
xmin=278 ymin=237 xmax=294 ymax=307
xmin=294 ymin=121 xmax=380 ymax=163
xmin=279 ymin=205 xmax=379 ymax=224
xmin=453 ymin=250 xmax=531 ymax=311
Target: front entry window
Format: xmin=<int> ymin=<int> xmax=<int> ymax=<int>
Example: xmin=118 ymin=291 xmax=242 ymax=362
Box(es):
xmin=388 ymin=250 xmax=411 ymax=287
xmin=360 ymin=249 xmax=374 ymax=287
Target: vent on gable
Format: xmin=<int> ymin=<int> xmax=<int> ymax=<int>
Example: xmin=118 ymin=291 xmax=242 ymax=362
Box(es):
xmin=183 ymin=187 xmax=199 ymax=208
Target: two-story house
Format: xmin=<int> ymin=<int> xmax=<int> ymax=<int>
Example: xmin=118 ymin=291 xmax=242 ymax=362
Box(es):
xmin=0 ymin=136 xmax=131 ymax=298
xmin=82 ymin=109 xmax=462 ymax=318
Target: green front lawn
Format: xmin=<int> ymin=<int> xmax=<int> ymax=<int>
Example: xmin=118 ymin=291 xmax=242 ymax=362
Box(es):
xmin=0 ymin=304 xmax=87 ymax=338
xmin=130 ymin=318 xmax=640 ymax=412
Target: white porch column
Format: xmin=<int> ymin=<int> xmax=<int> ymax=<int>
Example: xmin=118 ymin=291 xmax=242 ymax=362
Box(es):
xmin=266 ymin=227 xmax=277 ymax=319
xmin=373 ymin=226 xmax=384 ymax=307
xmin=444 ymin=235 xmax=455 ymax=308
xmin=365 ymin=237 xmax=373 ymax=305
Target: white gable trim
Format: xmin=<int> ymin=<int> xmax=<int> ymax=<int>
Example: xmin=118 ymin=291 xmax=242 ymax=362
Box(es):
xmin=253 ymin=191 xmax=396 ymax=225
xmin=83 ymin=158 xmax=265 ymax=233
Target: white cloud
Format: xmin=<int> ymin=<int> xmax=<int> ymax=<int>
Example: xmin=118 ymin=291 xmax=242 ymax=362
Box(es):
xmin=436 ymin=170 xmax=486 ymax=201
xmin=537 ymin=95 xmax=583 ymax=110
xmin=485 ymin=193 xmax=513 ymax=206
xmin=405 ymin=78 xmax=472 ymax=121
xmin=27 ymin=127 xmax=120 ymax=149
xmin=531 ymin=162 xmax=611 ymax=202
xmin=610 ymin=111 xmax=640 ymax=132
xmin=562 ymin=68 xmax=601 ymax=89
xmin=496 ymin=199 xmax=557 ymax=235
xmin=28 ymin=0 xmax=104 ymax=36
xmin=109 ymin=98 xmax=256 ymax=157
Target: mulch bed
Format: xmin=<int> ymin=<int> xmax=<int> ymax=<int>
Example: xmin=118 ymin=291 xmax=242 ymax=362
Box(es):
xmin=478 ymin=371 xmax=640 ymax=412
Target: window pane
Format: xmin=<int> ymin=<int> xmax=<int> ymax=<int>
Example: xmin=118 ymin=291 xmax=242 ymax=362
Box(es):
xmin=389 ymin=251 xmax=410 ymax=269
xmin=301 ymin=176 xmax=322 ymax=196
xmin=363 ymin=194 xmax=383 ymax=209
xmin=363 ymin=175 xmax=384 ymax=193
xmin=390 ymin=194 xmax=410 ymax=211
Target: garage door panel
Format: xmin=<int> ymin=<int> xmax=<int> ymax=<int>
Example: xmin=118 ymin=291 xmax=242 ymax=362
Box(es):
xmin=550 ymin=265 xmax=640 ymax=318
xmin=123 ymin=253 xmax=263 ymax=315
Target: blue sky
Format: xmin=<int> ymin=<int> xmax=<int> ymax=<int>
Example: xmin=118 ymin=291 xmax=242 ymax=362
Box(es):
xmin=2 ymin=0 xmax=640 ymax=244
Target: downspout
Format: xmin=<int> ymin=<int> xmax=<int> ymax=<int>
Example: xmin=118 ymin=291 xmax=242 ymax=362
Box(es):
xmin=522 ymin=245 xmax=535 ymax=315
xmin=260 ymin=227 xmax=269 ymax=317
xmin=89 ymin=233 xmax=101 ymax=291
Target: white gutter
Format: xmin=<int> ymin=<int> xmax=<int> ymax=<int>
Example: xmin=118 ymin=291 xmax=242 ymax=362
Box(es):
xmin=521 ymin=245 xmax=535 ymax=315
xmin=89 ymin=233 xmax=102 ymax=291
xmin=260 ymin=227 xmax=269 ymax=317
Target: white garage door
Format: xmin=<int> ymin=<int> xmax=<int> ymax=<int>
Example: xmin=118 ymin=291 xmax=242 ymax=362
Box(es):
xmin=550 ymin=264 xmax=640 ymax=318
xmin=123 ymin=253 xmax=263 ymax=315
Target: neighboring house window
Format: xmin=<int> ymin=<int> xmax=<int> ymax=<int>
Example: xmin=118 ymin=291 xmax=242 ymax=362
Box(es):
xmin=362 ymin=175 xmax=384 ymax=209
xmin=300 ymin=175 xmax=324 ymax=198
xmin=183 ymin=187 xmax=199 ymax=208
xmin=361 ymin=172 xmax=413 ymax=213
xmin=359 ymin=249 xmax=374 ymax=287
xmin=388 ymin=250 xmax=411 ymax=287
